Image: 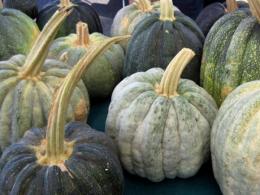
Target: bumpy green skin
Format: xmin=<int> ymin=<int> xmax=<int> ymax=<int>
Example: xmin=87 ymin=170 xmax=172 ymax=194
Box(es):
xmin=106 ymin=68 xmax=217 ymax=182
xmin=124 ymin=12 xmax=205 ymax=84
xmin=111 ymin=2 xmax=179 ymax=49
xmin=200 ymin=9 xmax=260 ymax=106
xmin=49 ymin=33 xmax=125 ymax=99
xmin=0 ymin=8 xmax=40 ymax=60
xmin=3 ymin=0 xmax=37 ymax=18
xmin=211 ymin=81 xmax=260 ymax=194
xmin=0 ymin=55 xmax=89 ymax=152
xmin=0 ymin=121 xmax=124 ymax=195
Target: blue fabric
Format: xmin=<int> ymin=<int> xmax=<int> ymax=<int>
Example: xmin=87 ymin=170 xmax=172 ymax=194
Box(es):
xmin=88 ymin=99 xmax=222 ymax=195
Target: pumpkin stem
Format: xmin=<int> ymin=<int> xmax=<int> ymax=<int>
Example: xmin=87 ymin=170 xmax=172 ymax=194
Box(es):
xmin=76 ymin=22 xmax=89 ymax=47
xmin=46 ymin=35 xmax=130 ymax=161
xmin=248 ymin=0 xmax=260 ymax=23
xmin=160 ymin=0 xmax=175 ymax=21
xmin=20 ymin=5 xmax=73 ymax=79
xmin=0 ymin=1 xmax=3 ymax=9
xmin=59 ymin=0 xmax=73 ymax=7
xmin=226 ymin=0 xmax=238 ymax=12
xmin=134 ymin=0 xmax=152 ymax=12
xmin=156 ymin=48 xmax=195 ymax=97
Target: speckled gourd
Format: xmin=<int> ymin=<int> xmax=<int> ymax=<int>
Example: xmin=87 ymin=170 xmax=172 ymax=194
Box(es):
xmin=200 ymin=0 xmax=260 ymax=106
xmin=0 ymin=5 xmax=90 ymax=152
xmin=211 ymin=81 xmax=260 ymax=194
xmin=48 ymin=22 xmax=125 ymax=99
xmin=124 ymin=0 xmax=204 ymax=84
xmin=0 ymin=38 xmax=126 ymax=194
xmin=0 ymin=2 xmax=39 ymax=60
xmin=106 ymin=48 xmax=218 ymax=182
xmin=110 ymin=0 xmax=179 ymax=49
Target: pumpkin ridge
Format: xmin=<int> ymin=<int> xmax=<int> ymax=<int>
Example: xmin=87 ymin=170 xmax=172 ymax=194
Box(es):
xmin=131 ymin=94 xmax=158 ymax=177
xmin=11 ymin=162 xmax=40 ymax=194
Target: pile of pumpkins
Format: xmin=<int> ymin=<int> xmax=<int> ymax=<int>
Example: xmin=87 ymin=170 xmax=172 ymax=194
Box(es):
xmin=0 ymin=0 xmax=259 ymax=194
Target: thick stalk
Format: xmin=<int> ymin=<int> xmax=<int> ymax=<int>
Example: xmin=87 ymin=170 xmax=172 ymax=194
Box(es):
xmin=156 ymin=48 xmax=195 ymax=97
xmin=134 ymin=0 xmax=152 ymax=11
xmin=59 ymin=0 xmax=73 ymax=7
xmin=248 ymin=0 xmax=260 ymax=23
xmin=0 ymin=1 xmax=3 ymax=9
xmin=226 ymin=0 xmax=238 ymax=12
xmin=46 ymin=35 xmax=130 ymax=160
xmin=160 ymin=0 xmax=175 ymax=21
xmin=20 ymin=6 xmax=73 ymax=78
xmin=76 ymin=22 xmax=89 ymax=47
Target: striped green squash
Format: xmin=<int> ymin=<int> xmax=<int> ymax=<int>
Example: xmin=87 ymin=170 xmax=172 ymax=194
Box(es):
xmin=0 ymin=6 xmax=90 ymax=152
xmin=0 ymin=4 xmax=39 ymax=60
xmin=211 ymin=81 xmax=260 ymax=194
xmin=200 ymin=0 xmax=260 ymax=106
xmin=49 ymin=22 xmax=125 ymax=99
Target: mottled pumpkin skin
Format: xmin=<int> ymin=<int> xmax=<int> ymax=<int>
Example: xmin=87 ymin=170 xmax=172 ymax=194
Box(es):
xmin=37 ymin=0 xmax=102 ymax=38
xmin=200 ymin=9 xmax=260 ymax=106
xmin=49 ymin=33 xmax=125 ymax=99
xmin=0 ymin=121 xmax=124 ymax=195
xmin=3 ymin=0 xmax=37 ymax=18
xmin=106 ymin=68 xmax=217 ymax=182
xmin=211 ymin=81 xmax=260 ymax=194
xmin=196 ymin=1 xmax=248 ymax=36
xmin=111 ymin=2 xmax=179 ymax=49
xmin=124 ymin=12 xmax=204 ymax=84
xmin=0 ymin=8 xmax=39 ymax=60
xmin=0 ymin=55 xmax=89 ymax=152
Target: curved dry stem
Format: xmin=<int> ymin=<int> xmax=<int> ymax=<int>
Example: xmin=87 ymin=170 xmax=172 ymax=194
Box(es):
xmin=156 ymin=48 xmax=195 ymax=97
xmin=248 ymin=0 xmax=260 ymax=23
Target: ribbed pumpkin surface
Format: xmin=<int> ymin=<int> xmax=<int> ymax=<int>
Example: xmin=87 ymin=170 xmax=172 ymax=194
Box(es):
xmin=211 ymin=81 xmax=260 ymax=194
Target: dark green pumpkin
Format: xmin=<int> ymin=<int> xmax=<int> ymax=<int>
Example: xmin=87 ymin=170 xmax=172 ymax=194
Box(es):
xmin=200 ymin=1 xmax=260 ymax=106
xmin=0 ymin=6 xmax=39 ymax=60
xmin=196 ymin=0 xmax=248 ymax=36
xmin=0 ymin=37 xmax=126 ymax=195
xmin=49 ymin=22 xmax=125 ymax=99
xmin=0 ymin=6 xmax=90 ymax=152
xmin=124 ymin=0 xmax=204 ymax=84
xmin=37 ymin=0 xmax=103 ymax=38
xmin=3 ymin=0 xmax=37 ymax=18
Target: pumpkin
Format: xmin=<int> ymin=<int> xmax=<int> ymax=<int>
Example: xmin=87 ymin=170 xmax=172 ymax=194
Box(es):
xmin=211 ymin=81 xmax=260 ymax=194
xmin=200 ymin=0 xmax=260 ymax=106
xmin=0 ymin=5 xmax=91 ymax=152
xmin=106 ymin=48 xmax=218 ymax=182
xmin=37 ymin=0 xmax=102 ymax=38
xmin=110 ymin=0 xmax=179 ymax=41
xmin=0 ymin=37 xmax=126 ymax=194
xmin=48 ymin=22 xmax=125 ymax=99
xmin=123 ymin=0 xmax=204 ymax=84
xmin=3 ymin=0 xmax=37 ymax=18
xmin=196 ymin=0 xmax=248 ymax=36
xmin=0 ymin=3 xmax=39 ymax=60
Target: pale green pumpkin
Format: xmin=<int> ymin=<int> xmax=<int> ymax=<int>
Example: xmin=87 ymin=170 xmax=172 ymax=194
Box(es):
xmin=106 ymin=48 xmax=218 ymax=182
xmin=211 ymin=80 xmax=260 ymax=194
xmin=48 ymin=22 xmax=125 ymax=99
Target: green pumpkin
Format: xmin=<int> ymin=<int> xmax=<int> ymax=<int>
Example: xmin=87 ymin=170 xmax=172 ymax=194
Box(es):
xmin=211 ymin=80 xmax=260 ymax=194
xmin=200 ymin=1 xmax=260 ymax=106
xmin=111 ymin=0 xmax=179 ymax=47
xmin=0 ymin=5 xmax=39 ymax=60
xmin=0 ymin=5 xmax=90 ymax=152
xmin=106 ymin=48 xmax=218 ymax=182
xmin=124 ymin=0 xmax=204 ymax=84
xmin=0 ymin=38 xmax=126 ymax=194
xmin=49 ymin=22 xmax=125 ymax=99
